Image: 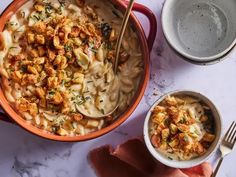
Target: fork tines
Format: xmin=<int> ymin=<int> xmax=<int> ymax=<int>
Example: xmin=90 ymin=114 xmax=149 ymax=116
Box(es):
xmin=224 ymin=121 xmax=236 ymax=145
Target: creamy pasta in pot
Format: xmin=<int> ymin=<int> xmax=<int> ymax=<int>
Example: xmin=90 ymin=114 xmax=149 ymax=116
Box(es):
xmin=0 ymin=0 xmax=143 ymax=136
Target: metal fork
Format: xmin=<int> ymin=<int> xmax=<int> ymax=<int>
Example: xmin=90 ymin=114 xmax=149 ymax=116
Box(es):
xmin=212 ymin=121 xmax=236 ymax=177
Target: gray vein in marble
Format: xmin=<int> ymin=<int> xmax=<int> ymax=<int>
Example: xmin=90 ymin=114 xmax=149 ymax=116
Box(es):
xmin=12 ymin=157 xmax=46 ymax=177
xmin=43 ymin=148 xmax=73 ymax=162
xmin=35 ymin=141 xmax=74 ymax=161
xmin=153 ymin=37 xmax=165 ymax=57
xmin=52 ymin=149 xmax=72 ymax=161
xmin=114 ymin=130 xmax=128 ymax=136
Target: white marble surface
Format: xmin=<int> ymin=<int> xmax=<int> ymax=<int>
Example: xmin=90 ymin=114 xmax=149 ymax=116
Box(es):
xmin=0 ymin=0 xmax=235 ymax=177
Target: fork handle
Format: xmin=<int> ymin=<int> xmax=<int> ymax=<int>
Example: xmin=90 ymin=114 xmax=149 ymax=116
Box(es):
xmin=212 ymin=157 xmax=224 ymax=177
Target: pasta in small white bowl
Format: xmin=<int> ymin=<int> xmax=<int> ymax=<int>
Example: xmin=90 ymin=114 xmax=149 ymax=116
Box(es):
xmin=144 ymin=90 xmax=222 ymax=168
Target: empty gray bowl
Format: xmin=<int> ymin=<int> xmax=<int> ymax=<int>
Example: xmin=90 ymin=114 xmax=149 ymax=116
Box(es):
xmin=162 ymin=0 xmax=236 ymax=64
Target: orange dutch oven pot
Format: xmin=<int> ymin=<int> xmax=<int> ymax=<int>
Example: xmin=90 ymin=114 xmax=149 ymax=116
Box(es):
xmin=0 ymin=0 xmax=157 ymax=141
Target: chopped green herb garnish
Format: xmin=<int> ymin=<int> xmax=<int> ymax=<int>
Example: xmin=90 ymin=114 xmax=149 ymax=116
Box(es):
xmin=90 ymin=48 xmax=98 ymax=53
xmin=75 ymin=100 xmax=85 ymax=105
xmin=10 ymin=22 xmax=16 ymax=26
xmin=100 ymin=109 xmax=105 ymax=114
xmin=64 ymin=44 xmax=72 ymax=52
xmin=9 ymin=47 xmax=18 ymax=49
xmin=57 ymin=0 xmax=65 ymax=15
xmin=72 ymin=94 xmax=85 ymax=106
xmin=58 ymin=0 xmax=65 ymax=7
xmin=49 ymin=90 xmax=55 ymax=95
xmin=21 ymin=11 xmax=26 ymax=18
xmin=85 ymin=96 xmax=91 ymax=100
xmin=21 ymin=65 xmax=27 ymax=72
xmin=34 ymin=15 xmax=40 ymax=20
xmin=179 ymin=117 xmax=186 ymax=124
xmin=45 ymin=3 xmax=53 ymax=14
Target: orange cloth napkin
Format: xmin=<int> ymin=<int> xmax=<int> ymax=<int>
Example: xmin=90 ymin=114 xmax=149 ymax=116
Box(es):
xmin=89 ymin=139 xmax=212 ymax=177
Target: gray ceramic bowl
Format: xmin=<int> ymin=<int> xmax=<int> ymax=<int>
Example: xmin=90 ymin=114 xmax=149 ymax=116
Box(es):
xmin=143 ymin=90 xmax=222 ymax=168
xmin=162 ymin=0 xmax=236 ymax=64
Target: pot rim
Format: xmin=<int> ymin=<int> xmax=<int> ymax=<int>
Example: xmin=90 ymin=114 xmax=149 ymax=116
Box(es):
xmin=0 ymin=0 xmax=150 ymax=142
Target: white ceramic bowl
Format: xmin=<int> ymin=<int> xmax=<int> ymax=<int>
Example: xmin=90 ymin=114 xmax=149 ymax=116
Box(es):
xmin=143 ymin=90 xmax=222 ymax=168
xmin=162 ymin=0 xmax=236 ymax=64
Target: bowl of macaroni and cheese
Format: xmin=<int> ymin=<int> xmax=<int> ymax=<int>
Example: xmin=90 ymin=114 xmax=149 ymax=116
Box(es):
xmin=144 ymin=90 xmax=222 ymax=168
xmin=0 ymin=0 xmax=157 ymax=141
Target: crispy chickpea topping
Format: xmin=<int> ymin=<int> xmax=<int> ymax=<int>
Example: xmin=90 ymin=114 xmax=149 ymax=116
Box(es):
xmin=11 ymin=71 xmax=23 ymax=83
xmin=71 ymin=113 xmax=83 ymax=121
xmin=150 ymin=95 xmax=216 ymax=161
xmin=16 ymin=98 xmax=38 ymax=116
xmin=29 ymin=49 xmax=39 ymax=58
xmin=33 ymin=21 xmax=46 ymax=33
xmin=27 ymin=33 xmax=35 ymax=44
xmin=21 ymin=74 xmax=38 ymax=85
xmin=50 ymin=91 xmax=63 ymax=105
xmin=35 ymin=87 xmax=45 ymax=99
xmin=27 ymin=65 xmax=38 ymax=75
xmin=34 ymin=3 xmax=44 ymax=12
xmin=47 ymin=77 xmax=59 ymax=88
xmin=35 ymin=34 xmax=45 ymax=45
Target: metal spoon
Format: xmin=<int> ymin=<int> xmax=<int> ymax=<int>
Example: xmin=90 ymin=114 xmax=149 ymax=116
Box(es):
xmin=114 ymin=0 xmax=135 ymax=73
xmin=77 ymin=0 xmax=135 ymax=119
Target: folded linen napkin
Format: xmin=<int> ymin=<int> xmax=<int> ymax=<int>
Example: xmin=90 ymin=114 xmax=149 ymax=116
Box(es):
xmin=89 ymin=139 xmax=212 ymax=177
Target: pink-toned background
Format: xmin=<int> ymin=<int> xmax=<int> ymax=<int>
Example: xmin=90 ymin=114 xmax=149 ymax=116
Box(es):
xmin=0 ymin=0 xmax=235 ymax=176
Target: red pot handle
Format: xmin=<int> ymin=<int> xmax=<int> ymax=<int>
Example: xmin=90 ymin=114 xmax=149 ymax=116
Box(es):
xmin=123 ymin=1 xmax=157 ymax=51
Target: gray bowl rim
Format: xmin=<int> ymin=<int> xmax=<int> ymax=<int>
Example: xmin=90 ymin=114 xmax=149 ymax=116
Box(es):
xmin=163 ymin=35 xmax=236 ymax=65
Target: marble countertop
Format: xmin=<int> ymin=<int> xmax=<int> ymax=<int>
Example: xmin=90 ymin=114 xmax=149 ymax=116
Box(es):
xmin=0 ymin=0 xmax=235 ymax=177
